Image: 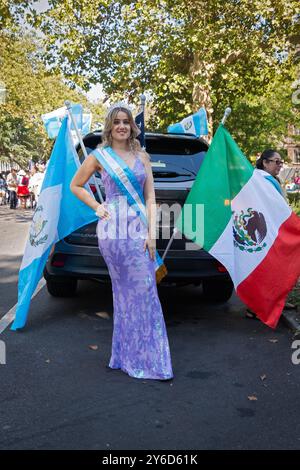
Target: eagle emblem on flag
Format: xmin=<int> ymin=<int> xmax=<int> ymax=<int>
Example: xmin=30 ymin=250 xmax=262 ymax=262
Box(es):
xmin=233 ymin=208 xmax=267 ymax=253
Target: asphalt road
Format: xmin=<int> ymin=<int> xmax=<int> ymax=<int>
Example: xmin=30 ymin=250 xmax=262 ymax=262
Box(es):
xmin=0 ymin=205 xmax=299 ymax=450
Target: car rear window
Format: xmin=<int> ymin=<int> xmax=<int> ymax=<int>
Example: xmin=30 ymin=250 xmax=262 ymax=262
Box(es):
xmin=81 ymin=132 xmax=208 ymax=155
xmin=146 ymin=135 xmax=207 ymax=155
xmin=80 ymin=132 xmax=208 ymax=180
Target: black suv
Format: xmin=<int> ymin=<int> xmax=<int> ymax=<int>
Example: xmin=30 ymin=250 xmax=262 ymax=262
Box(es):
xmin=44 ymin=132 xmax=233 ymax=301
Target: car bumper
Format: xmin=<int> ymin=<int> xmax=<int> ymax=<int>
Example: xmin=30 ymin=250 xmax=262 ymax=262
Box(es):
xmin=44 ymin=240 xmax=230 ymax=284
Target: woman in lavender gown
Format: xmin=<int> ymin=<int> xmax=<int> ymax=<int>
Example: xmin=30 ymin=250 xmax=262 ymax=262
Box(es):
xmin=70 ymin=103 xmax=173 ymax=380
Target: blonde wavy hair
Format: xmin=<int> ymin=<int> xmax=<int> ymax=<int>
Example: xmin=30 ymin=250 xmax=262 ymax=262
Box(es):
xmin=100 ymin=106 xmax=142 ymax=153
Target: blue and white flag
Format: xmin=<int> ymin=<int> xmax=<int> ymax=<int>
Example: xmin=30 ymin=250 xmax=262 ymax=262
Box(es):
xmin=167 ymin=107 xmax=208 ymax=137
xmin=42 ymin=104 xmax=92 ymax=140
xmin=135 ymin=109 xmax=145 ymax=148
xmin=11 ymin=112 xmax=98 ymax=330
xmin=82 ymin=112 xmax=92 ymax=136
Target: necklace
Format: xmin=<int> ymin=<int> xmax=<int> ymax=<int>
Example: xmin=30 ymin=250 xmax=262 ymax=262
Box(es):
xmin=120 ymin=151 xmax=137 ymax=171
xmin=119 ymin=150 xmax=134 ymax=162
xmin=112 ymin=146 xmax=135 ymax=163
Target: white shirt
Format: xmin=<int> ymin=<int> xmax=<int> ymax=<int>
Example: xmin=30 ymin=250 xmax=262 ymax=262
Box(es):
xmin=29 ymin=172 xmax=44 ymax=197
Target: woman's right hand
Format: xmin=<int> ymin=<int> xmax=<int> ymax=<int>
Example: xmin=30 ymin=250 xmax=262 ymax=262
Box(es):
xmin=95 ymin=203 xmax=111 ymax=220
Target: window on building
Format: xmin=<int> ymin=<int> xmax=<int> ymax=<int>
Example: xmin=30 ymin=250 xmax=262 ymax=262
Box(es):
xmin=294 ymin=148 xmax=300 ymax=163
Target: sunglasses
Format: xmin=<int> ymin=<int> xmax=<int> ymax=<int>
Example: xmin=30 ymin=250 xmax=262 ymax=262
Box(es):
xmin=266 ymin=159 xmax=284 ymax=165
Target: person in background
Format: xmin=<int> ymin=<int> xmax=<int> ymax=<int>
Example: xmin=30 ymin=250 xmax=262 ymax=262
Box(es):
xmin=28 ymin=165 xmax=43 ymax=208
xmin=6 ymin=168 xmax=18 ymax=209
xmin=0 ymin=172 xmax=7 ymax=205
xmin=38 ymin=162 xmax=46 ymax=173
xmin=17 ymin=170 xmax=30 ymax=209
xmin=294 ymin=170 xmax=300 ymax=188
xmin=28 ymin=166 xmax=37 ymax=208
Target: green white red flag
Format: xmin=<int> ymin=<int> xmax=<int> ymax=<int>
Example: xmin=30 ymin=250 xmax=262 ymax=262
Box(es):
xmin=175 ymin=124 xmax=300 ymax=328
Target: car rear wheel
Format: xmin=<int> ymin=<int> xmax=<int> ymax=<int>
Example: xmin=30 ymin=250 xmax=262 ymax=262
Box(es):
xmin=46 ymin=278 xmax=78 ymax=297
xmin=202 ymin=279 xmax=234 ymax=302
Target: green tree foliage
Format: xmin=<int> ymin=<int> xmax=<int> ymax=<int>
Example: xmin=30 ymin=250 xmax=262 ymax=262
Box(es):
xmin=0 ymin=0 xmax=33 ymax=29
xmin=27 ymin=0 xmax=299 ymax=144
xmin=0 ymin=30 xmax=105 ymax=168
xmin=227 ymin=75 xmax=300 ymax=158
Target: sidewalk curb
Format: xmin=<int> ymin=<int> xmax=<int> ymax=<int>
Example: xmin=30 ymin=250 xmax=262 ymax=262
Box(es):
xmin=281 ymin=309 xmax=300 ymax=334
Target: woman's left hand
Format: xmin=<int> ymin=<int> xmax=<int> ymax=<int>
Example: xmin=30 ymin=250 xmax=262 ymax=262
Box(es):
xmin=143 ymin=236 xmax=156 ymax=261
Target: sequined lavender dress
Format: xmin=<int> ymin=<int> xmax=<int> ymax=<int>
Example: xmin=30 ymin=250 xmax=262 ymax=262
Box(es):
xmin=96 ymin=154 xmax=173 ymax=380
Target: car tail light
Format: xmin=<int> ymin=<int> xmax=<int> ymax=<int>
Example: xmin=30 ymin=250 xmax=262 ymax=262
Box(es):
xmin=217 ymin=262 xmax=228 ymax=273
xmin=51 ymin=253 xmax=68 ymax=267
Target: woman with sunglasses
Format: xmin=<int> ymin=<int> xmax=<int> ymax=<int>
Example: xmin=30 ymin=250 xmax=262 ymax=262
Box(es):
xmin=246 ymin=149 xmax=295 ymax=318
xmin=255 ymin=149 xmax=284 ymax=196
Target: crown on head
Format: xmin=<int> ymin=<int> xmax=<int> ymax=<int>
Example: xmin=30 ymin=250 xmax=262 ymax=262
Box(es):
xmin=105 ymin=101 xmax=133 ymax=117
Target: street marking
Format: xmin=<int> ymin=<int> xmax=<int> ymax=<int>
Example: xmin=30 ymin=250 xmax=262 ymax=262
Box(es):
xmin=0 ymin=278 xmax=46 ymax=334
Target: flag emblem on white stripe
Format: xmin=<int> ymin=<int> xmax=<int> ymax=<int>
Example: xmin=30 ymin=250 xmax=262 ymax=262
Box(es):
xmin=233 ymin=209 xmax=267 ymax=253
xmin=29 ymin=205 xmax=49 ymax=247
xmin=183 ymin=119 xmax=193 ymax=132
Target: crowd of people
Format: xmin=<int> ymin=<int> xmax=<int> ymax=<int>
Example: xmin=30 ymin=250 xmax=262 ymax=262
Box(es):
xmin=0 ymin=164 xmax=45 ymax=210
